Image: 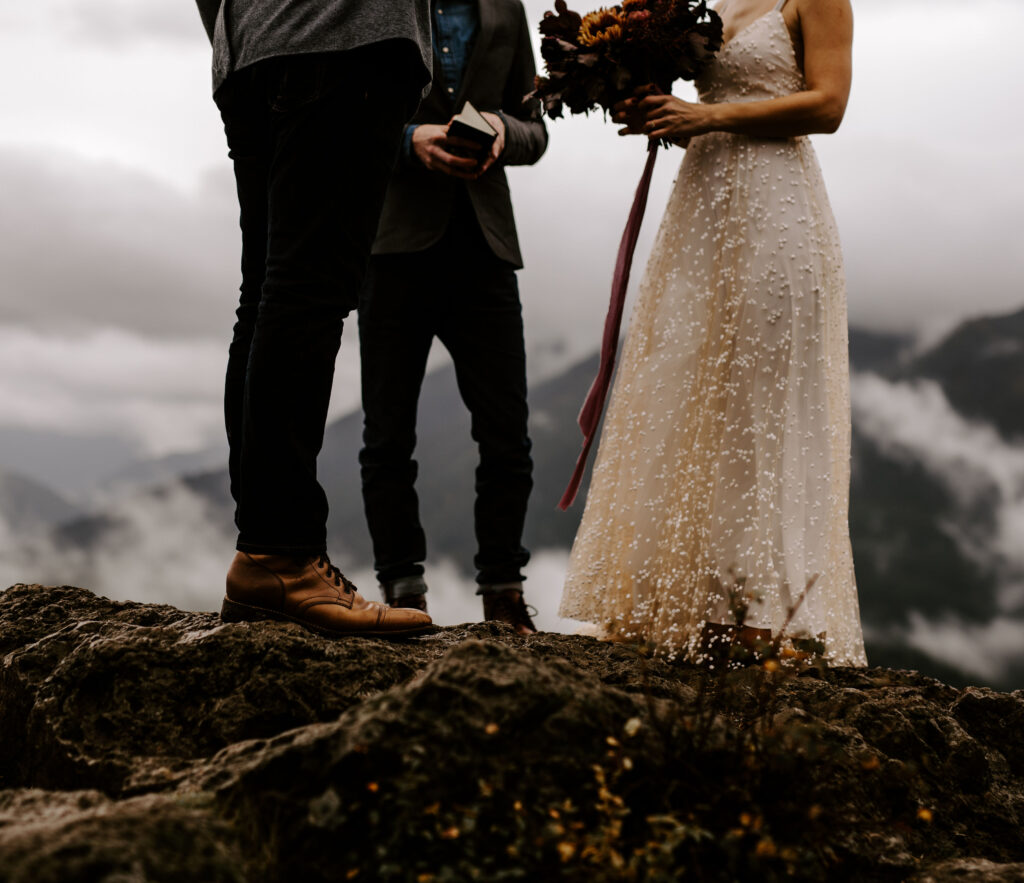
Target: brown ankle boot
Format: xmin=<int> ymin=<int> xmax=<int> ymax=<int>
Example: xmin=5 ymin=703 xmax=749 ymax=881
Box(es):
xmin=381 ymin=576 xmax=428 ymax=613
xmin=482 ymin=587 xmax=537 ymax=636
xmin=222 ymin=551 xmax=434 ymax=638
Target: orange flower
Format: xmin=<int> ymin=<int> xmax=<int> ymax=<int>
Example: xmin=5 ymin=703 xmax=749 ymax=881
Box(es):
xmin=578 ymin=8 xmax=625 ymax=47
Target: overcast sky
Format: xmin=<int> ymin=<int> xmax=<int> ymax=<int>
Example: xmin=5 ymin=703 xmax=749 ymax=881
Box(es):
xmin=1 ymin=0 xmax=1022 ymax=485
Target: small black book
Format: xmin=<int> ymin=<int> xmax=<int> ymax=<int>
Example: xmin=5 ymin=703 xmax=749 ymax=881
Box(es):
xmin=447 ymin=100 xmax=498 ymax=156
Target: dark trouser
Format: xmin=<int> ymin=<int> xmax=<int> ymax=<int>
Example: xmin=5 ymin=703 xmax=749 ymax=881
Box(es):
xmin=358 ymin=199 xmax=533 ymax=588
xmin=216 ymin=48 xmax=415 ymax=555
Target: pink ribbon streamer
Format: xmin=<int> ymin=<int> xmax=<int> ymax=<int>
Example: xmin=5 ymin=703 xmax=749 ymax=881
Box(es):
xmin=559 ymin=140 xmax=659 ymax=511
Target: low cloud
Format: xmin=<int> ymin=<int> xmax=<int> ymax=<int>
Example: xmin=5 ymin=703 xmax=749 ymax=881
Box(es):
xmin=45 ymin=0 xmax=202 ymax=45
xmin=0 ymin=325 xmax=227 ymax=459
xmin=0 ymin=470 xmax=577 ymax=638
xmin=852 ymin=372 xmax=1024 ymax=680
xmin=0 ymin=148 xmax=237 ymax=338
xmin=0 ymin=482 xmax=233 ymax=611
xmin=852 ymin=373 xmax=1024 ymax=602
xmin=904 ymin=613 xmax=1024 ymax=683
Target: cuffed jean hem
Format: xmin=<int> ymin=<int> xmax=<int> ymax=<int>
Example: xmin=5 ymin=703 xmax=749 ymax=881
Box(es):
xmin=476 ymin=580 xmax=525 ymax=596
xmin=375 ymin=563 xmax=426 ymax=585
xmin=383 ymin=575 xmax=429 ymax=597
xmin=236 ymin=539 xmax=327 ymax=557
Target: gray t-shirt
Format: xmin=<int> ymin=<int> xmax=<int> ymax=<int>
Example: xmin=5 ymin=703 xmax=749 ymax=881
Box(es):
xmin=196 ymin=0 xmax=432 ymax=94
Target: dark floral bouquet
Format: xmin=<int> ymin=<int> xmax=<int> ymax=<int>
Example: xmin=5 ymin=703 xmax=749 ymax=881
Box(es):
xmin=532 ymin=0 xmax=723 ymax=120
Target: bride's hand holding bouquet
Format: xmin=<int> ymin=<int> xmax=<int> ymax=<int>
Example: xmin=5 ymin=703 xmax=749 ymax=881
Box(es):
xmin=613 ymin=89 xmax=708 ymax=146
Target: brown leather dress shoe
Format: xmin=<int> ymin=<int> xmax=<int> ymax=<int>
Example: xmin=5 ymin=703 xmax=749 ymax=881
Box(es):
xmin=222 ymin=551 xmax=434 ymax=638
xmin=482 ymin=588 xmax=537 ymax=636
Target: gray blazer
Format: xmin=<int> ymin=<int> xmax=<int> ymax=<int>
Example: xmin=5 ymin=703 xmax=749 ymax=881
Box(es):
xmin=372 ymin=0 xmax=547 ymax=269
xmin=194 ymin=0 xmax=432 ymax=95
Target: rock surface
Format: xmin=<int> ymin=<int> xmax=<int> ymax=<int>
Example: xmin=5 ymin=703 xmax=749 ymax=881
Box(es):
xmin=1 ymin=584 xmax=1023 ymax=881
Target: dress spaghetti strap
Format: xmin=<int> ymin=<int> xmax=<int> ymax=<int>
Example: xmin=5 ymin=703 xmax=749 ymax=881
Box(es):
xmin=774 ymin=0 xmax=789 ymax=10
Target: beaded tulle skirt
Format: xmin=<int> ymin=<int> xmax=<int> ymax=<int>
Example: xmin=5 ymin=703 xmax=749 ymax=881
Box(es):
xmin=560 ymin=127 xmax=866 ymax=665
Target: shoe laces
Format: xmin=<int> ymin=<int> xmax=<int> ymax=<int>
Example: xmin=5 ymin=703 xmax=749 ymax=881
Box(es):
xmin=316 ymin=554 xmax=355 ymax=593
xmin=509 ymin=592 xmax=537 ymax=618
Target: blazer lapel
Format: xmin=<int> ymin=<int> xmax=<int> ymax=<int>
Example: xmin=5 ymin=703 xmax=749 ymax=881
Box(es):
xmin=454 ymin=0 xmax=495 ymax=110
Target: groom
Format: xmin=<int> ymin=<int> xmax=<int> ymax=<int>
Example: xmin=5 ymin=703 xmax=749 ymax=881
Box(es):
xmin=358 ymin=0 xmax=547 ymax=633
xmin=194 ymin=0 xmax=435 ymax=636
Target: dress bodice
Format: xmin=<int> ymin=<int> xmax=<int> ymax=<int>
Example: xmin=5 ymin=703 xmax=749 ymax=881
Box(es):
xmin=696 ymin=10 xmax=805 ymax=104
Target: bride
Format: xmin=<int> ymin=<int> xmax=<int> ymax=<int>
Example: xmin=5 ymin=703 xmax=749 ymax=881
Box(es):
xmin=559 ymin=0 xmax=867 ymax=665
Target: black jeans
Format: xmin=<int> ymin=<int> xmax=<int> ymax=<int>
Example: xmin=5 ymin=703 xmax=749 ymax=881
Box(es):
xmin=216 ymin=48 xmax=415 ymax=555
xmin=358 ymin=199 xmax=533 ymax=587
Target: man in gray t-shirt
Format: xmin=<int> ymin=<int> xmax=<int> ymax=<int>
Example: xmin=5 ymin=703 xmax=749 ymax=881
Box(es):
xmin=194 ymin=1 xmax=435 ymax=639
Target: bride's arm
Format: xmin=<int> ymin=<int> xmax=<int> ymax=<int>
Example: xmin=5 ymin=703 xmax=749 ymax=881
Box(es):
xmin=627 ymin=0 xmax=853 ymax=142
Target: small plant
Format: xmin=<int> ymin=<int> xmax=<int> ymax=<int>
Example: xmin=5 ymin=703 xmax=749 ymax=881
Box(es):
xmin=530 ymin=575 xmax=847 ymax=880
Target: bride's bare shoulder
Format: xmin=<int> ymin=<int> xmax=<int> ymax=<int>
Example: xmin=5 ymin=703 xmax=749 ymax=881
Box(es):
xmin=792 ymin=0 xmax=854 ymax=25
xmin=790 ymin=0 xmax=854 ymax=46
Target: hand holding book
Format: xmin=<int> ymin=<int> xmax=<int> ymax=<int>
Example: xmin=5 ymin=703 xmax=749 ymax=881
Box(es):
xmin=475 ymin=110 xmax=506 ymax=175
xmin=410 ymin=101 xmax=505 ymax=179
xmin=411 ymin=123 xmax=482 ymax=179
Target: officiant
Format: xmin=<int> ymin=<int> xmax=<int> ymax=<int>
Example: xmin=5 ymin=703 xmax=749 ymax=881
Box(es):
xmin=358 ymin=0 xmax=547 ymax=632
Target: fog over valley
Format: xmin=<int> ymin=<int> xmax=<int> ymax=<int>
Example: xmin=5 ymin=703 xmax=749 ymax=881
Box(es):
xmin=1 ymin=0 xmax=1022 ymax=688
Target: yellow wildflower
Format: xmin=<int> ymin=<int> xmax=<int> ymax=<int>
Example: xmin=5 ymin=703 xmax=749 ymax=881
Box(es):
xmin=578 ymin=8 xmax=625 ymax=47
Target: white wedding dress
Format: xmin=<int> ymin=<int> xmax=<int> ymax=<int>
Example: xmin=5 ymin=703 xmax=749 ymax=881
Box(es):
xmin=560 ymin=0 xmax=867 ymax=665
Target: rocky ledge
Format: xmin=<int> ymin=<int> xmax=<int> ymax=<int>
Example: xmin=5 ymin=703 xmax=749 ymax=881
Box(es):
xmin=1 ymin=584 xmax=1023 ymax=882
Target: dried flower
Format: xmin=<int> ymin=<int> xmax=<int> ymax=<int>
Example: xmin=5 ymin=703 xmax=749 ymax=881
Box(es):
xmin=540 ymin=0 xmax=584 ymax=41
xmin=579 ymin=8 xmax=625 ymax=47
